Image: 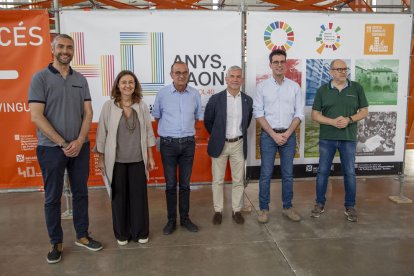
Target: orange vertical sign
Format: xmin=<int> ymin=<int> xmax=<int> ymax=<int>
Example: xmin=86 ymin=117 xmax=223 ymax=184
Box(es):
xmin=0 ymin=10 xmax=51 ymax=189
xmin=364 ymin=24 xmax=395 ymax=55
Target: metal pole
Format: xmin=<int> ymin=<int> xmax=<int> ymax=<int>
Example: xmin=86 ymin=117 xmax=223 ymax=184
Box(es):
xmin=241 ymin=0 xmax=246 ymax=87
xmin=53 ymin=0 xmax=60 ymax=34
xmin=240 ymin=0 xmax=252 ymax=213
xmin=388 ymin=13 xmax=413 ymax=204
xmin=61 ymin=169 xmax=73 ymax=219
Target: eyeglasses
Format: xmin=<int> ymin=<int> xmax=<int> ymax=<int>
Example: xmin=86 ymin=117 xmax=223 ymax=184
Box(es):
xmin=119 ymin=81 xmax=135 ymax=86
xmin=271 ymin=60 xmax=286 ymax=65
xmin=173 ymin=71 xmax=189 ymax=76
xmin=331 ymin=67 xmax=349 ymax=73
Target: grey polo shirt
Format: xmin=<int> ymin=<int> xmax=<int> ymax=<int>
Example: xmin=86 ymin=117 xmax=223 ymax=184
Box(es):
xmin=28 ymin=64 xmax=92 ymax=147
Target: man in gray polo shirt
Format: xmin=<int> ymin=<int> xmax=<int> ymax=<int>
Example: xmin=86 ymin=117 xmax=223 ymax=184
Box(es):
xmin=28 ymin=34 xmax=102 ymax=264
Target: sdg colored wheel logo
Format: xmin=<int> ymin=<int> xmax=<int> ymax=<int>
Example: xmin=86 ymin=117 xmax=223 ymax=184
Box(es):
xmin=264 ymin=21 xmax=294 ymax=51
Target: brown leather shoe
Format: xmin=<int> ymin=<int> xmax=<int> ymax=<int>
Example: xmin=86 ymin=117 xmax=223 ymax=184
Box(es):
xmin=212 ymin=212 xmax=222 ymax=225
xmin=232 ymin=211 xmax=244 ymax=224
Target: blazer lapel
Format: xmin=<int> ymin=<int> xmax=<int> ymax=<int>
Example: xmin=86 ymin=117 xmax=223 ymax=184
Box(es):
xmin=241 ymin=93 xmax=248 ymax=130
xmin=220 ymin=90 xmax=227 ymax=127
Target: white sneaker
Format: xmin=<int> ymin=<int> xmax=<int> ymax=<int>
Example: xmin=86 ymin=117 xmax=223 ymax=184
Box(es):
xmin=117 ymin=240 xmax=128 ymax=246
xmin=138 ymin=237 xmax=149 ymax=244
xmin=257 ymin=210 xmax=269 ymax=224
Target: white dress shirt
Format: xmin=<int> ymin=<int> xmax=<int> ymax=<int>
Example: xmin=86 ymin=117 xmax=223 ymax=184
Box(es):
xmin=253 ymin=76 xmax=304 ymax=129
xmin=226 ymin=90 xmax=243 ymax=139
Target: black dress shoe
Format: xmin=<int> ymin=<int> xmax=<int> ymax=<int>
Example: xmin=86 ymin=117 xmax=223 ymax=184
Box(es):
xmin=232 ymin=212 xmax=245 ymax=224
xmin=163 ymin=221 xmax=176 ymax=235
xmin=180 ymin=218 xmax=199 ymax=232
xmin=212 ymin=212 xmax=222 ymax=225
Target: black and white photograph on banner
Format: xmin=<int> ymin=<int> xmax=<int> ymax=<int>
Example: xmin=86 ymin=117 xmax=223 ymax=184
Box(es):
xmin=356 ymin=111 xmax=397 ymax=156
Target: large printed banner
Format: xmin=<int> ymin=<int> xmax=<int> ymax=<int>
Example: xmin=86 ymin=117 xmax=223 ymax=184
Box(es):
xmin=245 ymin=12 xmax=412 ymax=177
xmin=0 ymin=10 xmax=51 ymax=189
xmin=1 ymin=11 xmax=411 ymax=189
xmin=60 ymin=11 xmax=242 ymax=185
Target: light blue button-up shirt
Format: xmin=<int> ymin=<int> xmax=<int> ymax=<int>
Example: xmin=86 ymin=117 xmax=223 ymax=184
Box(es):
xmin=253 ymin=77 xmax=304 ymax=129
xmin=152 ymin=83 xmax=203 ymax=138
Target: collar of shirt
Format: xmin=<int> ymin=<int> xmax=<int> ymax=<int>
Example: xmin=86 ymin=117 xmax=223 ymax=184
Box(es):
xmin=48 ymin=63 xmax=74 ymax=75
xmin=226 ymin=90 xmax=241 ymax=98
xmin=272 ymin=76 xmax=285 ymax=86
xmin=170 ymin=83 xmax=190 ymax=94
xmin=329 ymin=79 xmax=351 ymax=90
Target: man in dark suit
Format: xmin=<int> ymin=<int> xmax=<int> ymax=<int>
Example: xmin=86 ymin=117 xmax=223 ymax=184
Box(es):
xmin=204 ymin=66 xmax=253 ymax=225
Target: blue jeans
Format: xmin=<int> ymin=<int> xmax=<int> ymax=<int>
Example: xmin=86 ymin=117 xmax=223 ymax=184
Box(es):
xmin=160 ymin=136 xmax=195 ymax=222
xmin=315 ymin=139 xmax=357 ymax=208
xmin=259 ymin=131 xmax=296 ymax=210
xmin=36 ymin=142 xmax=90 ymax=244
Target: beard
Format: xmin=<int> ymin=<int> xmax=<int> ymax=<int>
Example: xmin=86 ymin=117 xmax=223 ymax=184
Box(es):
xmin=55 ymin=53 xmax=73 ymax=65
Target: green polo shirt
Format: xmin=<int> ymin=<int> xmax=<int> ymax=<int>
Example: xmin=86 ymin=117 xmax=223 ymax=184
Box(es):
xmin=312 ymin=80 xmax=368 ymax=141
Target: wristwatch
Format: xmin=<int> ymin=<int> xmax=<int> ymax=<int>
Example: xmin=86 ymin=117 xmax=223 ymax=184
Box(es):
xmin=348 ymin=116 xmax=354 ymax=123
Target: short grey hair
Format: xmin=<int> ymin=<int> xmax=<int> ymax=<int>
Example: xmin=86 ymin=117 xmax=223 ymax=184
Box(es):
xmin=51 ymin=34 xmax=74 ymax=49
xmin=226 ymin=65 xmax=242 ymax=77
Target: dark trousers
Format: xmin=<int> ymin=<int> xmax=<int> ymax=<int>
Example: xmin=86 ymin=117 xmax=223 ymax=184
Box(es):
xmin=36 ymin=142 xmax=90 ymax=244
xmin=160 ymin=137 xmax=195 ymax=222
xmin=111 ymin=162 xmax=149 ymax=241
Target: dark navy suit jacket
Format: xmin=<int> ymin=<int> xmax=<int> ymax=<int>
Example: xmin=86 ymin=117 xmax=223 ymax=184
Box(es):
xmin=204 ymin=90 xmax=253 ymax=159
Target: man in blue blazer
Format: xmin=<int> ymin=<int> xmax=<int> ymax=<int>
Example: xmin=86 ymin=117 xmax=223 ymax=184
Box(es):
xmin=204 ymin=66 xmax=253 ymax=225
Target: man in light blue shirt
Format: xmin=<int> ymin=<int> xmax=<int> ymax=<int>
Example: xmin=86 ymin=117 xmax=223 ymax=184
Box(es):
xmin=253 ymin=49 xmax=304 ymax=223
xmin=152 ymin=61 xmax=202 ymax=235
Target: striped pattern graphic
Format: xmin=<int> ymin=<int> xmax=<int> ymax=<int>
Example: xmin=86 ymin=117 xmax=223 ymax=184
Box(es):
xmin=120 ymin=32 xmax=149 ymax=45
xmin=70 ymin=32 xmax=85 ymax=65
xmin=120 ymin=32 xmax=165 ymax=95
xmin=69 ymin=32 xmax=114 ymax=96
xmin=141 ymin=83 xmax=165 ymax=93
xmin=121 ymin=45 xmax=134 ymax=71
xmin=151 ymin=32 xmax=164 ymax=83
xmin=101 ymin=55 xmax=115 ymax=96
xmin=71 ymin=65 xmax=100 ymax=77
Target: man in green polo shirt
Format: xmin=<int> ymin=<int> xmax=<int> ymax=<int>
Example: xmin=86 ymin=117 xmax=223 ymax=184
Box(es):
xmin=310 ymin=59 xmax=368 ymax=222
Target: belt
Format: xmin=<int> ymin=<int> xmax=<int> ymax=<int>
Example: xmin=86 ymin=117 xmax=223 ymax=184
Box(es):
xmin=225 ymin=136 xmax=243 ymax=142
xmin=272 ymin=128 xmax=288 ymax=133
xmin=161 ymin=136 xmax=194 ymax=143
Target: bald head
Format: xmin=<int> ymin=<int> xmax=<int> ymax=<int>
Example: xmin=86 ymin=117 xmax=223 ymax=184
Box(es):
xmin=330 ymin=59 xmax=346 ymax=70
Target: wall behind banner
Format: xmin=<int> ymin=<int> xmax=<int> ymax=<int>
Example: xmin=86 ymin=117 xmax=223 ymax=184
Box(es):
xmin=246 ymin=12 xmax=412 ymax=178
xmin=0 ymin=10 xmax=51 ymax=189
xmin=60 ymin=10 xmax=242 ymax=187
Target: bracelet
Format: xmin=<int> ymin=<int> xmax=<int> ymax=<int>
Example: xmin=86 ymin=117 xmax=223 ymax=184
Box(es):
xmin=348 ymin=116 xmax=353 ymax=123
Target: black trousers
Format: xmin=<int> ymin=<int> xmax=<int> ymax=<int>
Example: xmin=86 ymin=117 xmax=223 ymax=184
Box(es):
xmin=160 ymin=137 xmax=195 ymax=222
xmin=36 ymin=142 xmax=90 ymax=244
xmin=111 ymin=161 xmax=148 ymax=241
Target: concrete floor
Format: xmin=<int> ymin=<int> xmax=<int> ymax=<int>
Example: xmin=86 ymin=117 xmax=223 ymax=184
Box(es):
xmin=1 ymin=151 xmax=414 ymax=275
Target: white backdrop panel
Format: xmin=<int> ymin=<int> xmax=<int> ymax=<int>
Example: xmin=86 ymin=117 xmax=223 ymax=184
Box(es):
xmin=60 ymin=10 xmax=242 ymax=121
xmin=246 ymin=12 xmax=412 ymax=167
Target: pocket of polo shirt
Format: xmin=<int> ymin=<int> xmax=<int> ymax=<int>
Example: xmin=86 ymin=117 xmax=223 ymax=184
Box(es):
xmin=344 ymin=93 xmax=358 ymax=106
